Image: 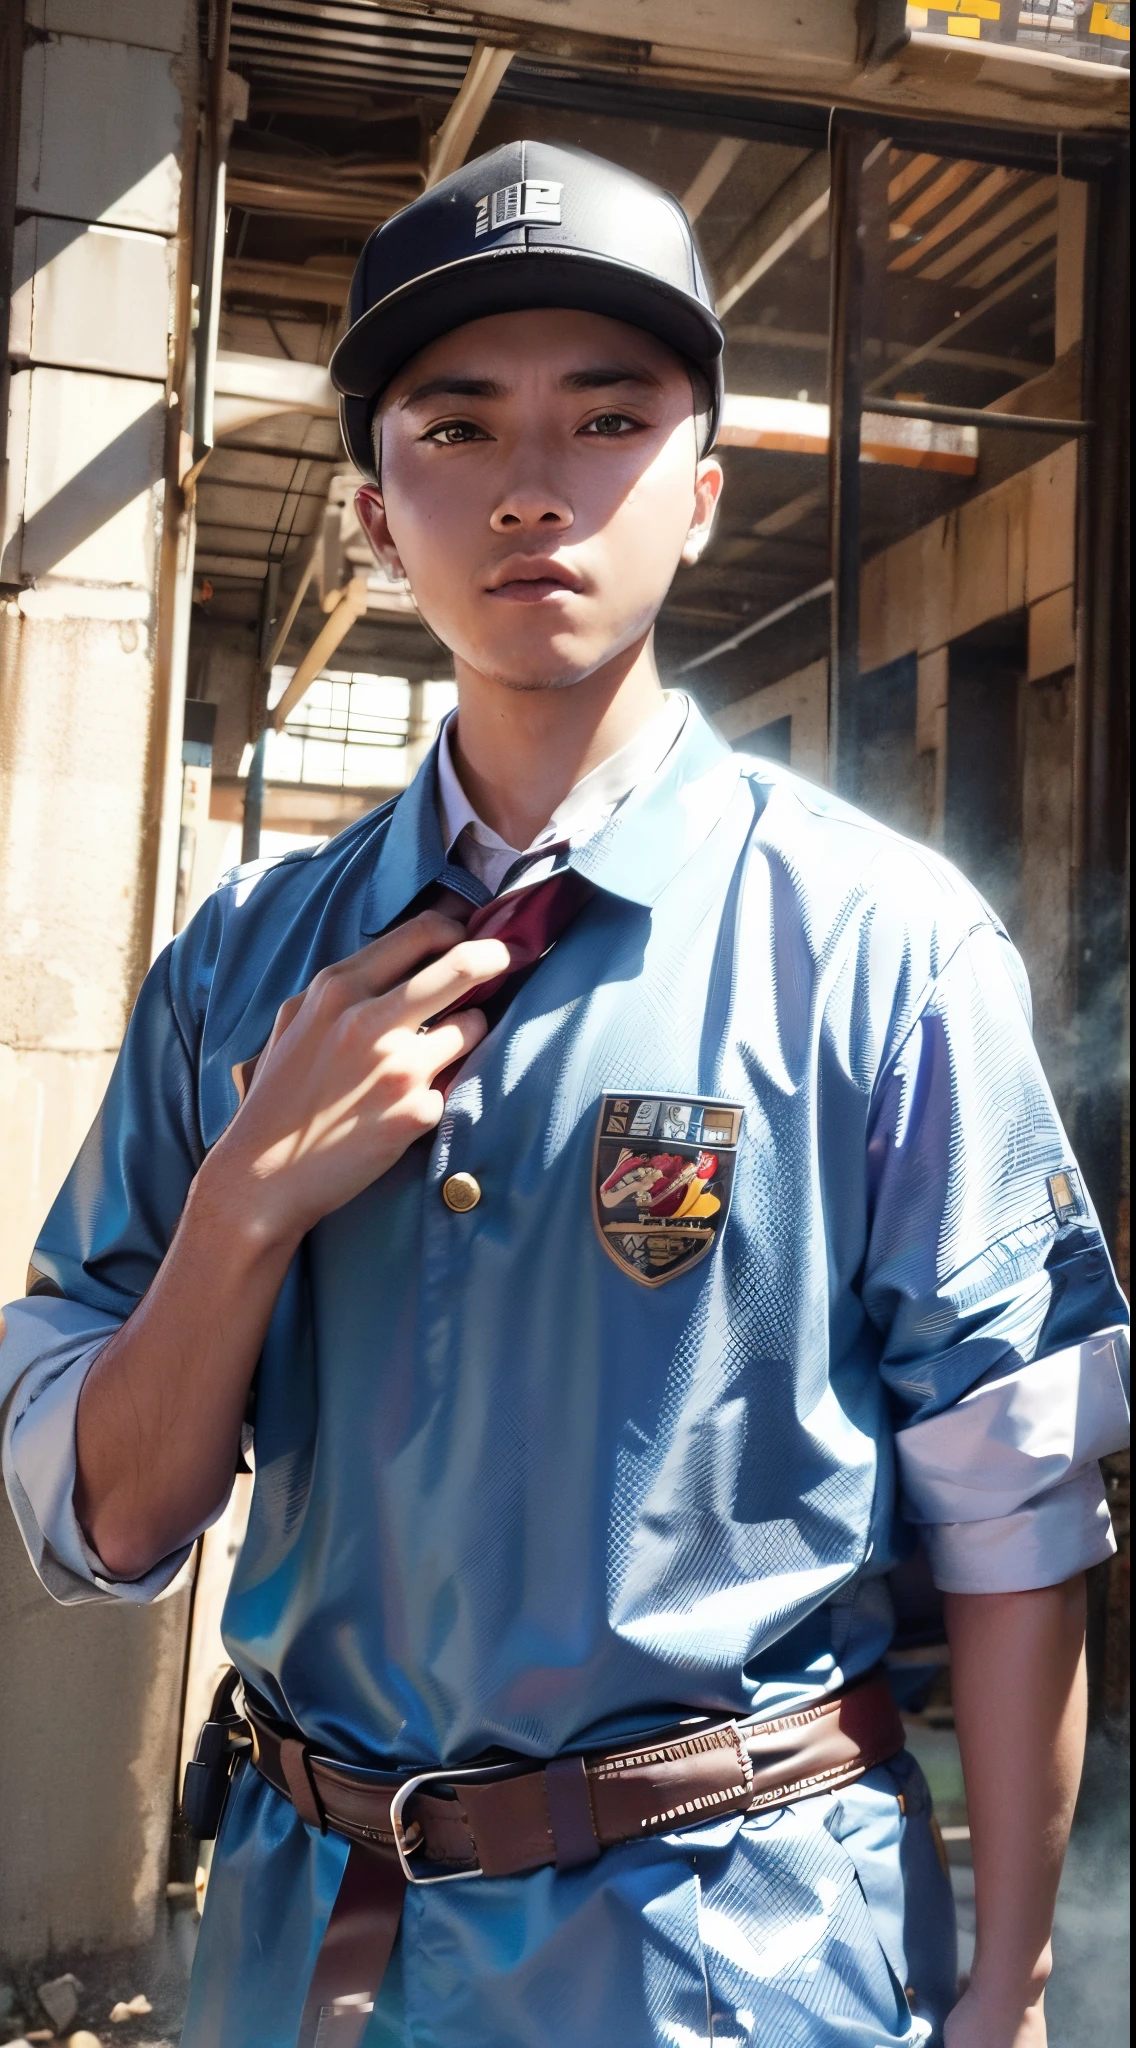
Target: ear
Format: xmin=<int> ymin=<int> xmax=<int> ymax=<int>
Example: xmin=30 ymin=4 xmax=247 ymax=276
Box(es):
xmin=680 ymin=458 xmax=724 ymax=568
xmin=355 ymin=486 xmax=406 ymax=577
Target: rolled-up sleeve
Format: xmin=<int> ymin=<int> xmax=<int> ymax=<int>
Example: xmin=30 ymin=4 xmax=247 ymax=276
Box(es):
xmin=895 ymin=1328 xmax=1129 ymax=1591
xmin=1 ymin=1297 xmax=194 ymax=1603
xmin=863 ymin=917 xmax=1130 ymax=1593
xmin=1 ymin=941 xmax=207 ymax=1604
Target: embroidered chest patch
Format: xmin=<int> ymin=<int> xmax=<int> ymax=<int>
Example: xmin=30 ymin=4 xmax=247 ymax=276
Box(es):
xmin=593 ymin=1093 xmax=743 ymax=1288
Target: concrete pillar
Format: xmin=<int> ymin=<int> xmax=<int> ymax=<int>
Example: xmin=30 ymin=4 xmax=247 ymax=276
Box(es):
xmin=0 ymin=0 xmax=199 ymax=1965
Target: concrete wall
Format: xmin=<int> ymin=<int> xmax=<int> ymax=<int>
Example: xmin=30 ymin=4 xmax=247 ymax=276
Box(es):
xmin=0 ymin=1511 xmax=192 ymax=1961
xmin=717 ymin=442 xmax=1081 ymax=1071
xmin=0 ymin=0 xmax=198 ymax=1965
xmin=858 ymin=441 xmax=1078 ymax=1054
xmin=859 ymin=440 xmax=1077 ymax=682
xmin=712 ymin=656 xmax=829 ymax=783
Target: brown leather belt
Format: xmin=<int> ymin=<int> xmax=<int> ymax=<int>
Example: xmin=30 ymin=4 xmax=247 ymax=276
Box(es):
xmin=242 ymin=1673 xmax=903 ymax=2047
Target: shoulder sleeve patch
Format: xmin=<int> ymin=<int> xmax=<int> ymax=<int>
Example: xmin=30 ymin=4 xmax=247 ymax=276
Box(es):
xmin=1047 ymin=1169 xmax=1087 ymax=1225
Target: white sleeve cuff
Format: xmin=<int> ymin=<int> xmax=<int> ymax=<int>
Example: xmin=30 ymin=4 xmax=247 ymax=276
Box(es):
xmin=896 ymin=1327 xmax=1129 ymax=1523
xmin=923 ymin=1463 xmax=1116 ymax=1594
xmin=894 ymin=1326 xmax=1128 ymax=1594
xmin=1 ymin=1294 xmax=193 ymax=1605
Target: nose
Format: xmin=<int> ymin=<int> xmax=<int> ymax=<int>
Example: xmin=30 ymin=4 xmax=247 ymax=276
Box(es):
xmin=489 ymin=482 xmax=573 ymax=534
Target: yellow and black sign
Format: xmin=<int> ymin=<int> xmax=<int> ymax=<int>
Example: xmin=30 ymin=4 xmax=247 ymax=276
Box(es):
xmin=1089 ymin=4 xmax=1130 ymax=43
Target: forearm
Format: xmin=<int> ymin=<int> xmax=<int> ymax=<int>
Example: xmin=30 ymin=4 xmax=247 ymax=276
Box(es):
xmin=72 ymin=912 xmax=499 ymax=1583
xmin=74 ymin=1155 xmax=299 ymax=1578
xmin=945 ymin=1577 xmax=1087 ymax=2033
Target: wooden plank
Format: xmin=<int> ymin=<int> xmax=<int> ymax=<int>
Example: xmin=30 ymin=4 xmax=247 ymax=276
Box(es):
xmin=892 ymin=156 xmax=978 ymax=232
xmin=229 ymin=148 xmax=421 ymax=186
xmin=718 ymin=393 xmax=977 ymax=474
xmin=752 ymin=486 xmax=826 ymax=537
xmin=963 ymin=207 xmax=1058 ymax=289
xmin=682 ymin=135 xmax=749 ymax=223
xmin=205 ymin=447 xmax=336 ymax=491
xmin=1028 ymin=584 xmax=1075 ymax=679
xmin=916 ymin=647 xmax=948 ymax=755
xmin=887 ymin=152 xmax=940 ymax=207
xmin=715 ymin=151 xmax=829 ymax=317
xmin=197 ymin=480 xmax=325 ymax=519
xmin=1055 ymin=177 xmax=1087 ymax=357
xmin=216 ymin=417 xmax=342 ymax=459
xmin=227 ymin=174 xmax=406 ymax=223
xmin=919 ymin=175 xmax=1056 ymax=282
xmin=1025 ymin=440 xmax=1076 ymax=604
xmin=860 ymin=414 xmax=977 ymax=474
xmin=986 ymin=340 xmax=1081 ymax=421
xmin=195 ymin=552 xmax=270 ymax=579
xmin=196 ymin=521 xmax=318 ymax=557
xmin=225 ymin=260 xmax=352 ymax=307
xmin=210 ymin=780 xmax=386 ymax=830
xmin=889 ymin=164 xmax=1020 ymax=274
xmin=196 ymin=524 xmax=275 ymax=558
xmin=727 ymin=324 xmax=1043 ymax=379
xmin=427 ymin=43 xmax=515 ymax=189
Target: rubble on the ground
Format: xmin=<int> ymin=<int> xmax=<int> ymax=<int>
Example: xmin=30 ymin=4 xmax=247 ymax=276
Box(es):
xmin=108 ymin=1997 xmax=152 ymax=2023
xmin=35 ymin=1977 xmax=83 ymax=2034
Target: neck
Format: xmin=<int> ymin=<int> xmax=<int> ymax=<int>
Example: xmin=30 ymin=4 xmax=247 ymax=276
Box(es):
xmin=448 ymin=632 xmax=666 ymax=849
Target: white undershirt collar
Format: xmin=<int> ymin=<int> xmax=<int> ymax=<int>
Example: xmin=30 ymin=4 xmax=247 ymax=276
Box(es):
xmin=436 ymin=693 xmax=687 ymax=897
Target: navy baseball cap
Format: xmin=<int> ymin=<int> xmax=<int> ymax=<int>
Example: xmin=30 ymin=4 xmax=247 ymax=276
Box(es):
xmin=330 ymin=139 xmax=725 ymax=480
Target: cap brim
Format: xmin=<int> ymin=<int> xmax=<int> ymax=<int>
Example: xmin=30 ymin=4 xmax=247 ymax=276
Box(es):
xmin=330 ymin=247 xmax=724 ymax=401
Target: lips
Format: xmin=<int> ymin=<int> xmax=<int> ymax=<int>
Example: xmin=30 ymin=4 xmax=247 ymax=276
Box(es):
xmin=485 ymin=555 xmax=583 ymax=600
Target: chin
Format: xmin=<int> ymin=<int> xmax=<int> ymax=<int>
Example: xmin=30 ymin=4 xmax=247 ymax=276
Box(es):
xmin=465 ymin=628 xmax=608 ymax=693
xmin=485 ymin=669 xmax=592 ymax=694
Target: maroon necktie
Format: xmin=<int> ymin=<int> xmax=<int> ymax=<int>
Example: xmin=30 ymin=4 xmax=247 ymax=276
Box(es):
xmin=233 ymin=862 xmax=594 ymax=1109
xmin=428 ymin=861 xmax=595 ymax=1087
xmin=431 ymin=863 xmax=595 ymax=1019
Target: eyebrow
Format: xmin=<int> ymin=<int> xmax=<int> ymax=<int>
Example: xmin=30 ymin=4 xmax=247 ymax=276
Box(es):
xmin=399 ymin=363 xmax=664 ymax=407
xmin=400 ymin=375 xmax=508 ymax=406
xmin=560 ymin=364 xmax=664 ymax=392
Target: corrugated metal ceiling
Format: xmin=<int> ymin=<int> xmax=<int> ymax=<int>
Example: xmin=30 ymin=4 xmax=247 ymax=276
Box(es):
xmin=229 ymin=2 xmax=479 ymax=96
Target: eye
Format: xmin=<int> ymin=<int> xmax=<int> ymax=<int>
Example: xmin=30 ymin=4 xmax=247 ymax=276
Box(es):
xmin=581 ymin=411 xmax=640 ymax=438
xmin=421 ymin=419 xmax=491 ymax=446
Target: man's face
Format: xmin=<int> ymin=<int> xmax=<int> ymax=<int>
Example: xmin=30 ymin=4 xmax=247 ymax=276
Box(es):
xmin=356 ymin=308 xmax=722 ymax=691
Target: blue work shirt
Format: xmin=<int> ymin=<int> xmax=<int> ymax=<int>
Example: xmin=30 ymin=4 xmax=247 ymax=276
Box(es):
xmin=2 ymin=700 xmax=1128 ymax=2047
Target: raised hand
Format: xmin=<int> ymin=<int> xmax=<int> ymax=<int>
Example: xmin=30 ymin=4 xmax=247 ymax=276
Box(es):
xmin=74 ymin=910 xmax=509 ymax=1578
xmin=209 ymin=909 xmax=510 ymax=1249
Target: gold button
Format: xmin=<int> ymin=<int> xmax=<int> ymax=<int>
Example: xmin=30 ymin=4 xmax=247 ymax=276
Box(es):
xmin=442 ymin=1172 xmax=481 ymax=1213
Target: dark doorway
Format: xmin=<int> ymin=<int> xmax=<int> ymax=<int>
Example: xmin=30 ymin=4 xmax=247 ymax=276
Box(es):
xmin=847 ymin=652 xmax=930 ymax=841
xmin=945 ymin=613 xmax=1027 ymax=931
xmin=731 ymin=714 xmax=792 ymax=765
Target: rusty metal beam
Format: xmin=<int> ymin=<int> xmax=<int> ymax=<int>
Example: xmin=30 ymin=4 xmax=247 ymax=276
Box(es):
xmin=827 ymin=125 xmax=869 ymax=795
xmin=270 ymin=577 xmax=370 ymax=730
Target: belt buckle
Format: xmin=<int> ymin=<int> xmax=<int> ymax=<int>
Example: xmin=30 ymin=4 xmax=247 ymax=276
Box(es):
xmin=389 ymin=1760 xmax=520 ymax=1885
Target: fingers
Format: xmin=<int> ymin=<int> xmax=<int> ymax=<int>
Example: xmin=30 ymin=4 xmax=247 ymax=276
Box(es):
xmin=396 ymin=937 xmax=513 ymax=1030
xmin=307 ymin=911 xmax=470 ymax=1010
xmin=270 ymin=991 xmax=306 ymax=1045
xmin=231 ymin=990 xmax=305 ymax=1104
xmin=419 ymin=1008 xmax=488 ymax=1080
xmin=355 ymin=911 xmax=471 ymax=988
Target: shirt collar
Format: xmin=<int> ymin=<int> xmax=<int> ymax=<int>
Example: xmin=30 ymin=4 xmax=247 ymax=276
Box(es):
xmin=359 ymin=693 xmax=741 ymax=935
xmin=435 ymin=692 xmax=688 ymax=873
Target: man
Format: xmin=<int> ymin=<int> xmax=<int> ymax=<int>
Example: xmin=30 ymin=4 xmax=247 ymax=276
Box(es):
xmin=1 ymin=142 xmax=1129 ymax=2048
